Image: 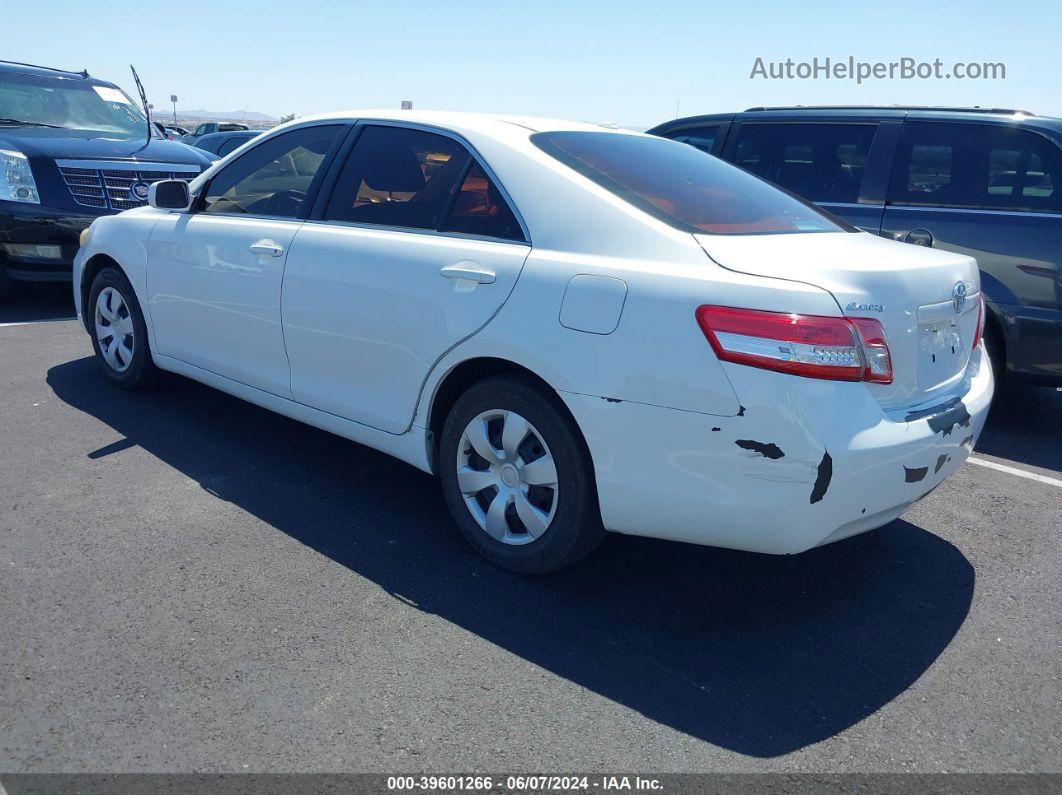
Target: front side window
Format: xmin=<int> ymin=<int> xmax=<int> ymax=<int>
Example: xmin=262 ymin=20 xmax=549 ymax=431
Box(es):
xmin=730 ymin=123 xmax=878 ymax=203
xmin=202 ymin=125 xmax=343 ymax=218
xmin=889 ymin=123 xmax=1062 ymax=212
xmin=324 ymin=125 xmax=525 ymax=240
xmin=533 ymin=131 xmax=848 ymax=235
xmin=0 ymin=72 xmax=149 ymax=139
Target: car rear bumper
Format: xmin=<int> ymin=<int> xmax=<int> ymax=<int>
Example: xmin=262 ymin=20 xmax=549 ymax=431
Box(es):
xmin=560 ymin=343 xmax=994 ymax=554
xmin=0 ymin=201 xmax=103 ymax=282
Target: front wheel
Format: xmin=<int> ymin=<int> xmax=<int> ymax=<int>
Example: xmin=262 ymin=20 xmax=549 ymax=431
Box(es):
xmin=87 ymin=266 xmax=157 ymax=388
xmin=438 ymin=376 xmax=605 ymax=574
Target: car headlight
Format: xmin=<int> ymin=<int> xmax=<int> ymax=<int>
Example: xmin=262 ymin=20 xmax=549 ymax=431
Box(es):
xmin=0 ymin=148 xmax=41 ymax=204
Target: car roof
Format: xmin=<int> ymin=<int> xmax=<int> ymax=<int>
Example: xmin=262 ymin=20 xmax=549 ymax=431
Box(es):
xmin=283 ymin=110 xmax=642 ymax=139
xmin=197 ymin=130 xmax=259 ymax=141
xmin=650 ymin=106 xmax=1062 ymax=137
xmin=0 ymin=59 xmax=110 ymax=85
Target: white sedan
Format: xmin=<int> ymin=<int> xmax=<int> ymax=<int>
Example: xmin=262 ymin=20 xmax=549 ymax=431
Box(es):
xmin=73 ymin=111 xmax=993 ymax=573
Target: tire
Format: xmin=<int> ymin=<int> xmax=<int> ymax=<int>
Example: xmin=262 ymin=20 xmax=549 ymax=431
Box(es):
xmin=983 ymin=320 xmax=1005 ymax=386
xmin=87 ymin=266 xmax=158 ymax=389
xmin=438 ymin=376 xmax=605 ymax=574
xmin=0 ymin=266 xmax=11 ymax=300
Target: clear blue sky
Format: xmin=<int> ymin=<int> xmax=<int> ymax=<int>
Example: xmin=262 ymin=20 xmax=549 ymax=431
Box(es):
xmin=7 ymin=0 xmax=1061 ymax=127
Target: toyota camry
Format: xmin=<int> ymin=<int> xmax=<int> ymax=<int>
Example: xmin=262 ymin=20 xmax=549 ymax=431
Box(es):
xmin=73 ymin=111 xmax=993 ymax=573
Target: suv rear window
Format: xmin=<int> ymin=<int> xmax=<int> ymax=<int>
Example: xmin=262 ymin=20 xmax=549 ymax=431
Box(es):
xmin=533 ymin=131 xmax=848 ymax=235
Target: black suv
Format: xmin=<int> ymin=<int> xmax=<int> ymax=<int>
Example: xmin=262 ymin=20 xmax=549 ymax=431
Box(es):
xmin=649 ymin=106 xmax=1062 ymax=385
xmin=0 ymin=61 xmax=212 ymax=296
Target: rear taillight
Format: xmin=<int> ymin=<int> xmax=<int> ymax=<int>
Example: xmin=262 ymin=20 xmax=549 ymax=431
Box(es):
xmin=695 ymin=305 xmax=893 ymax=384
xmin=973 ymin=295 xmax=985 ymax=350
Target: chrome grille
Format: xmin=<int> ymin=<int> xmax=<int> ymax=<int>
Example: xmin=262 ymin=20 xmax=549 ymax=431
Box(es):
xmin=56 ymin=159 xmax=201 ymax=211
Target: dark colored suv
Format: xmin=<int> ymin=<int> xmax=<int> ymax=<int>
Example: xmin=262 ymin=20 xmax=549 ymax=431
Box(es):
xmin=0 ymin=61 xmax=212 ymax=296
xmin=649 ymin=106 xmax=1062 ymax=385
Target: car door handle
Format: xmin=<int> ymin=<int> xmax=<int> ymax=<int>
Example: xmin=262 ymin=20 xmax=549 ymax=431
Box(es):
xmin=440 ymin=261 xmax=495 ymax=284
xmin=249 ymin=240 xmax=284 ymax=257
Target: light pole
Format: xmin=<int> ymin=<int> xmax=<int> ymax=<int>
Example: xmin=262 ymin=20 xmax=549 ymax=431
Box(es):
xmin=170 ymin=95 xmax=178 ymax=127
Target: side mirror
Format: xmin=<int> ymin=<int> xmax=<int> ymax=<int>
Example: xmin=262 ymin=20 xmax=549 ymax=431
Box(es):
xmin=148 ymin=179 xmax=192 ymax=211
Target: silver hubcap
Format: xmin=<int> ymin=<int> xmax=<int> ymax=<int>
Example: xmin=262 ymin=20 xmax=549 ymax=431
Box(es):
xmin=456 ymin=409 xmax=559 ymax=545
xmin=94 ymin=286 xmax=135 ymax=373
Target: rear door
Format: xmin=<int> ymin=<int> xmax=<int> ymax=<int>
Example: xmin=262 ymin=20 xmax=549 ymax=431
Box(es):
xmin=282 ymin=123 xmax=530 ymax=433
xmin=720 ymin=119 xmax=897 ymax=233
xmin=881 ymin=121 xmax=1062 ymax=313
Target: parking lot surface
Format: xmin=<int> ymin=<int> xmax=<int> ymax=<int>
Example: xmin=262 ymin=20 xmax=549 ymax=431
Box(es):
xmin=1 ymin=284 xmax=1060 ymax=773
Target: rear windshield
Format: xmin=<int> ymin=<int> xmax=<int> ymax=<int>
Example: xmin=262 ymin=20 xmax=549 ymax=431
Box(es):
xmin=532 ymin=131 xmax=851 ymax=235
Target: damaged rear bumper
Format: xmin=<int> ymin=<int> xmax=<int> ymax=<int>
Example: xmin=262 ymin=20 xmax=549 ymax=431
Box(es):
xmin=558 ymin=343 xmax=993 ymax=554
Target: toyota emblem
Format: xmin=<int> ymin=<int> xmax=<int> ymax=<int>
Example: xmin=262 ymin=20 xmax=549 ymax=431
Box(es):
xmin=951 ymin=281 xmax=967 ymax=314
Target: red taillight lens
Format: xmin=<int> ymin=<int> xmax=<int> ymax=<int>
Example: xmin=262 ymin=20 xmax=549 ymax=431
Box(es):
xmin=972 ymin=295 xmax=985 ymax=350
xmin=695 ymin=305 xmax=893 ymax=384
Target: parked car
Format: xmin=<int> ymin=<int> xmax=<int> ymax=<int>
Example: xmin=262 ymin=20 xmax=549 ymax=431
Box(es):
xmin=179 ymin=122 xmax=250 ymax=146
xmin=73 ymin=112 xmax=993 ymax=573
xmin=152 ymin=122 xmax=191 ymax=140
xmin=190 ymin=130 xmax=260 ymax=159
xmin=0 ymin=60 xmax=213 ymax=296
xmin=649 ymin=106 xmax=1062 ymax=385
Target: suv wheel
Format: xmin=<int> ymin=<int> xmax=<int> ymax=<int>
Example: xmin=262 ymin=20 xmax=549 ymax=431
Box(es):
xmin=438 ymin=376 xmax=605 ymax=574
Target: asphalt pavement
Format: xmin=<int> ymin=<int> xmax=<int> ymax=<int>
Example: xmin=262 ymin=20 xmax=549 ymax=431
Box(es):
xmin=1 ymin=283 xmax=1059 ymax=773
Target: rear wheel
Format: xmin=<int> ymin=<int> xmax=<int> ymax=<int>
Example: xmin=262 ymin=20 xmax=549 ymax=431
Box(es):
xmin=438 ymin=376 xmax=605 ymax=574
xmin=88 ymin=266 xmax=157 ymax=388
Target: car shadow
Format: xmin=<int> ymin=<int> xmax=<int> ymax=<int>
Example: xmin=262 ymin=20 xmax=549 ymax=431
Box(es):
xmin=976 ymin=382 xmax=1062 ymax=474
xmin=47 ymin=356 xmax=975 ymax=758
xmin=0 ymin=282 xmax=76 ymax=324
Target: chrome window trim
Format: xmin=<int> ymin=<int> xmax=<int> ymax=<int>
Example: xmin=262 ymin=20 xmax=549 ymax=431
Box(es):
xmin=883 ymin=204 xmax=1062 ymax=219
xmin=300 ymin=216 xmax=532 ymax=248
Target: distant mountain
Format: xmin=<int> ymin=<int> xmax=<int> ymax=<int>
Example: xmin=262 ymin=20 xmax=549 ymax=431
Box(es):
xmin=177 ymin=110 xmax=278 ymax=121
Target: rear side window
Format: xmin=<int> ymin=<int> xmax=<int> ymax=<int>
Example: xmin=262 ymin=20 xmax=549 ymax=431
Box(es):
xmin=324 ymin=125 xmax=525 ymax=240
xmin=532 ymin=131 xmax=849 ymax=235
xmin=889 ymin=123 xmax=1062 ymax=212
xmin=440 ymin=162 xmax=524 ymax=240
xmin=730 ymin=123 xmax=877 ymax=204
xmin=666 ymin=126 xmax=720 ymax=154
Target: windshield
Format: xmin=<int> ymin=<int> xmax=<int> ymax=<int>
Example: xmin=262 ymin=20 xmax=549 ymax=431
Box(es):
xmin=532 ymin=131 xmax=852 ymax=235
xmin=0 ymin=71 xmax=149 ymax=138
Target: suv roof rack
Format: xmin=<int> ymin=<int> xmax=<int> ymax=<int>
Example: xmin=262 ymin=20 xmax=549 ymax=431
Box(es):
xmin=0 ymin=59 xmax=90 ymax=78
xmin=743 ymin=105 xmax=1035 ymax=115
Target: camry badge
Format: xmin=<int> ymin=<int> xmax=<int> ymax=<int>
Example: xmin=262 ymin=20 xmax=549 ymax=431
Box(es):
xmin=845 ymin=301 xmax=884 ymax=313
xmin=952 ymin=281 xmax=968 ymax=314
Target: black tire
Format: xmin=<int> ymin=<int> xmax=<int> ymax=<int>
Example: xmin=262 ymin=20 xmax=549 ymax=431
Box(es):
xmin=438 ymin=376 xmax=605 ymax=574
xmin=983 ymin=320 xmax=1005 ymax=386
xmin=0 ymin=266 xmax=12 ymax=300
xmin=87 ymin=266 xmax=158 ymax=389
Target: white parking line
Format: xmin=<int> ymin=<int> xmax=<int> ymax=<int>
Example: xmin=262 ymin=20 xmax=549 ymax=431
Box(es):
xmin=968 ymin=456 xmax=1062 ymax=488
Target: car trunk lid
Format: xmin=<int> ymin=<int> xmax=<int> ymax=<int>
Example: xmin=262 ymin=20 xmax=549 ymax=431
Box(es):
xmin=695 ymin=231 xmax=982 ymax=410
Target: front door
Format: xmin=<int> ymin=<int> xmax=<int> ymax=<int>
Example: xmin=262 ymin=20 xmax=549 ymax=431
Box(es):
xmin=147 ymin=123 xmax=346 ymax=396
xmin=282 ymin=124 xmax=531 ymax=433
